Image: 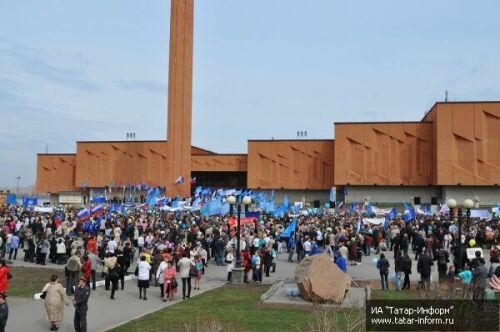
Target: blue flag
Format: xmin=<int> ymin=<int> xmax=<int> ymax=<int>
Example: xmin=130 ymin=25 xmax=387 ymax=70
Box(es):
xmin=329 ymin=187 xmax=335 ymax=202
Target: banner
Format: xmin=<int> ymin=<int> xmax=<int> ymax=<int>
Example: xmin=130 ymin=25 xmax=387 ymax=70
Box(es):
xmin=34 ymin=206 xmax=53 ymax=213
xmin=470 ymin=210 xmax=490 ymax=218
xmin=228 ymin=217 xmax=257 ymax=229
xmin=363 ymin=218 xmax=385 ymax=226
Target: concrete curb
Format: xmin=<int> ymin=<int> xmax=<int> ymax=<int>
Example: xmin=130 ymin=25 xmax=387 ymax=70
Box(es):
xmin=101 ymin=281 xmax=227 ymax=332
xmin=33 ymin=275 xmax=138 ymax=300
xmin=365 ymin=285 xmax=371 ymax=300
xmin=260 ymin=281 xmax=284 ymax=302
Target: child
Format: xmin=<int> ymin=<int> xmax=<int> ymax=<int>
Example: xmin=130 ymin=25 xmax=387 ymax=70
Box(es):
xmin=446 ymin=265 xmax=455 ymax=285
xmin=193 ymin=254 xmax=203 ymax=290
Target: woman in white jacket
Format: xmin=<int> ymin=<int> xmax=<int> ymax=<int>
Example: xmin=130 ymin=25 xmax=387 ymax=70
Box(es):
xmin=155 ymin=256 xmax=169 ymax=299
xmin=226 ymin=249 xmax=234 ymax=282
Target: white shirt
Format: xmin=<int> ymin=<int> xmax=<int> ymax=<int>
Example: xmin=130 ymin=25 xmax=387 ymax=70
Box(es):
xmin=56 ymin=242 xmax=66 ymax=254
xmin=107 ymin=240 xmax=117 ymax=254
xmin=138 ymin=261 xmax=151 ymax=281
xmin=156 ymin=261 xmax=168 ymax=284
xmin=304 ymin=240 xmax=312 ymax=252
xmin=178 ymin=257 xmax=194 ymax=278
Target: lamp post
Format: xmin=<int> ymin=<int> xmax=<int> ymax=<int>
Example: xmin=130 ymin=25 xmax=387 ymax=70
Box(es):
xmin=462 ymin=199 xmax=474 ymax=271
xmin=15 ymin=176 xmax=21 ymax=194
xmin=447 ymin=198 xmax=459 ymax=270
xmin=227 ymin=195 xmax=251 ymax=269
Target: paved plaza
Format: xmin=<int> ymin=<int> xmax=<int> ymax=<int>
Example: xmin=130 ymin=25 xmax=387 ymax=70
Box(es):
xmin=5 ymin=246 xmax=442 ymax=331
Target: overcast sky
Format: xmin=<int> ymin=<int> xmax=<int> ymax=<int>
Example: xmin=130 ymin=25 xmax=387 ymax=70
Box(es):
xmin=1 ymin=0 xmax=500 ymax=188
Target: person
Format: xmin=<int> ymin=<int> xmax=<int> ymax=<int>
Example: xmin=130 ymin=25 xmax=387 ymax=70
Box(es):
xmin=458 ymin=264 xmax=473 ymax=285
xmin=394 ymin=251 xmax=404 ymax=291
xmin=137 ymin=255 xmax=151 ymax=300
xmin=87 ymin=251 xmax=101 ymax=290
xmin=435 ymin=245 xmax=449 ymax=282
xmin=0 ymin=261 xmax=9 ymax=294
xmin=225 ymin=249 xmax=234 ymax=281
xmin=108 ymin=259 xmax=120 ymax=300
xmin=377 ymin=253 xmax=390 ymax=290
xmin=73 ymin=277 xmax=90 ymax=332
xmin=335 ymin=250 xmax=347 ymax=273
xmin=417 ymin=251 xmax=433 ymax=290
xmin=252 ymin=250 xmax=262 ymax=283
xmin=116 ymin=249 xmax=128 ymax=290
xmin=163 ymin=260 xmax=177 ymax=301
xmin=447 ymin=265 xmax=455 ymax=285
xmin=287 ymin=235 xmax=295 ymax=263
xmin=472 ymin=258 xmax=487 ymax=302
xmin=193 ymin=254 xmax=203 ymax=290
xmin=65 ymin=253 xmax=81 ymax=296
xmin=156 ymin=256 xmax=169 ymax=298
xmin=103 ymin=252 xmax=117 ymax=291
xmin=38 ymin=236 xmax=50 ymax=265
xmin=8 ymin=233 xmax=19 ymax=261
xmin=56 ymin=239 xmax=66 ymax=265
xmin=402 ymin=252 xmax=412 ymax=290
xmin=42 ymin=275 xmax=69 ymax=331
xmin=178 ymin=251 xmax=195 ymax=300
xmin=303 ymin=236 xmax=312 ymax=257
xmin=0 ymin=292 xmax=7 ymax=332
xmin=81 ymin=256 xmax=91 ymax=288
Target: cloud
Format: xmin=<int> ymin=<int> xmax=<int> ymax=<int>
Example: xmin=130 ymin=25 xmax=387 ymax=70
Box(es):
xmin=116 ymin=80 xmax=166 ymax=94
xmin=0 ymin=36 xmax=102 ymax=92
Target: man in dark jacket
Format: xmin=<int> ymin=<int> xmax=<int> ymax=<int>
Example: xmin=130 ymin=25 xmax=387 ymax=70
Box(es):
xmin=417 ymin=251 xmax=433 ymax=290
xmin=402 ymin=252 xmax=412 ymax=290
xmin=377 ymin=253 xmax=390 ymax=290
xmin=414 ymin=234 xmax=424 ymax=261
xmin=394 ymin=251 xmax=404 ymax=290
xmin=74 ymin=277 xmax=90 ymax=332
xmin=434 ymin=245 xmax=449 ymax=282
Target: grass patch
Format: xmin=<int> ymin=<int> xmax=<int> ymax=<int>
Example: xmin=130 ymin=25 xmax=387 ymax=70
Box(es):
xmin=8 ymin=266 xmax=66 ymax=298
xmin=112 ymin=284 xmax=364 ymax=332
xmin=371 ymin=289 xmax=415 ymax=300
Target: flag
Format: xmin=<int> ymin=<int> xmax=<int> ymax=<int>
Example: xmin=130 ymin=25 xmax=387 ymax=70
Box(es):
xmin=190 ymin=177 xmax=197 ymax=185
xmin=175 ymin=176 xmax=184 ymax=185
xmin=366 ymin=203 xmax=375 ymax=217
xmin=329 ymin=187 xmax=336 ymax=203
xmin=403 ymin=202 xmax=416 ymax=222
xmin=349 ymin=203 xmax=358 ymax=213
xmin=156 ymin=196 xmax=166 ymax=206
xmin=338 ymin=201 xmax=344 ymax=209
xmin=147 ymin=188 xmax=160 ymax=206
xmin=281 ymin=219 xmax=297 ymax=238
xmin=91 ymin=205 xmax=103 ymax=218
xmin=78 ymin=208 xmax=90 ymax=221
xmin=283 ymin=195 xmax=290 ymax=209
xmin=191 ymin=197 xmax=201 ymax=211
xmin=194 ymin=186 xmax=202 ymax=197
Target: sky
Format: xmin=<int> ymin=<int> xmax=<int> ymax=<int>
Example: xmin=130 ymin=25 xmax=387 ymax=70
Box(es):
xmin=1 ymin=0 xmax=500 ymax=188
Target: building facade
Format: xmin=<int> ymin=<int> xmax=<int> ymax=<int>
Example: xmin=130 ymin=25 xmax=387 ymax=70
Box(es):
xmin=35 ymin=1 xmax=500 ymax=206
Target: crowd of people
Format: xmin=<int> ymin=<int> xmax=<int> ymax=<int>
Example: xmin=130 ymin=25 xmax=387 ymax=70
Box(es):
xmin=0 ymin=199 xmax=499 ymax=330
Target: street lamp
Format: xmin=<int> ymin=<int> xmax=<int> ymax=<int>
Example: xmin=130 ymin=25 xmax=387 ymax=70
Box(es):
xmin=227 ymin=195 xmax=251 ymax=282
xmin=15 ymin=176 xmax=21 ymax=194
xmin=447 ymin=199 xmax=459 ymax=270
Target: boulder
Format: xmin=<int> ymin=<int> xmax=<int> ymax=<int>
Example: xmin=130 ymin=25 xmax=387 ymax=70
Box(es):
xmin=295 ymin=254 xmax=351 ymax=303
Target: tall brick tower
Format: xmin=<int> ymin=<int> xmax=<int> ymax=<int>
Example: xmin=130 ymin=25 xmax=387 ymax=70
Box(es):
xmin=166 ymin=0 xmax=194 ymax=197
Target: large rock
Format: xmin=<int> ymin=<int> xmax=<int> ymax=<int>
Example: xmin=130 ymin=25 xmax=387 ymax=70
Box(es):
xmin=295 ymin=254 xmax=352 ymax=304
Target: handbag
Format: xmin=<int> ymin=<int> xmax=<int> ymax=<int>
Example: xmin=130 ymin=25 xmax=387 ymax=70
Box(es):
xmin=189 ymin=266 xmax=197 ymax=277
xmin=40 ymin=291 xmax=47 ymax=299
xmin=171 ymin=279 xmax=178 ymax=289
xmin=134 ymin=266 xmax=138 ymax=276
